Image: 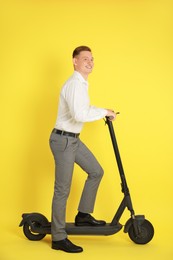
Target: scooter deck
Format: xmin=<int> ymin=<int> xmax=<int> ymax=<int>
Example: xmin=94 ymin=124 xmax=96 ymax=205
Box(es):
xmin=66 ymin=223 xmax=123 ymax=235
xmin=32 ymin=222 xmax=123 ymax=236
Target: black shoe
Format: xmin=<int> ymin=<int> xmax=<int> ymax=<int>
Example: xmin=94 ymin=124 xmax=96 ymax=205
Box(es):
xmin=52 ymin=238 xmax=83 ymax=253
xmin=75 ymin=214 xmax=106 ymax=226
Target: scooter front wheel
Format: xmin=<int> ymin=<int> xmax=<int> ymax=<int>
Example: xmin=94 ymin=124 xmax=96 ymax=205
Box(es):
xmin=23 ymin=213 xmax=48 ymax=241
xmin=128 ymin=219 xmax=154 ymax=244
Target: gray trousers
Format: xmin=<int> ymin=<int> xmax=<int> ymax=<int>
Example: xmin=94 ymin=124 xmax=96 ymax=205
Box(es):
xmin=49 ymin=132 xmax=104 ymax=241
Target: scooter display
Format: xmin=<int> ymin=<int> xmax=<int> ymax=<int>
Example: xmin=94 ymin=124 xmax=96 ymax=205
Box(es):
xmin=19 ymin=117 xmax=154 ymax=244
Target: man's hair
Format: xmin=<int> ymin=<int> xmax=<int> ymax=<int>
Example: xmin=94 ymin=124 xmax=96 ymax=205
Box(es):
xmin=72 ymin=46 xmax=91 ymax=58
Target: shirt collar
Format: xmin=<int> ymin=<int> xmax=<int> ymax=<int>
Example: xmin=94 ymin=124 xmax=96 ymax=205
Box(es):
xmin=73 ymin=71 xmax=88 ymax=85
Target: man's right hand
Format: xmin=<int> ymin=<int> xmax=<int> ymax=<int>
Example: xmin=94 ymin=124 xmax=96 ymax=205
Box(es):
xmin=106 ymin=109 xmax=117 ymax=121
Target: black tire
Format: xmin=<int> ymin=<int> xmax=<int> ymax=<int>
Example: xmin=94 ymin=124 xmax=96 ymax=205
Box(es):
xmin=128 ymin=219 xmax=154 ymax=244
xmin=23 ymin=213 xmax=48 ymax=241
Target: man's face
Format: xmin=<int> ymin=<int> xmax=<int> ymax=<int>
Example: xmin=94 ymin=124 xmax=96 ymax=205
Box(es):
xmin=73 ymin=51 xmax=94 ymax=78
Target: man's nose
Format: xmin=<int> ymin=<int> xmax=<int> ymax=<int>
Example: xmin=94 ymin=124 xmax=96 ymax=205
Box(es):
xmin=88 ymin=60 xmax=93 ymax=65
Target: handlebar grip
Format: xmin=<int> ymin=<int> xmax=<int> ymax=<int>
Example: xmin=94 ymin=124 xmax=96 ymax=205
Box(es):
xmin=106 ymin=112 xmax=120 ymax=121
xmin=108 ymin=116 xmax=114 ymax=120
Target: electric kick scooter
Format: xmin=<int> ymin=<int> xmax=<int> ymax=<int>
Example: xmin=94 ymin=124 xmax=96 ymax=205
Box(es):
xmin=19 ymin=116 xmax=154 ymax=244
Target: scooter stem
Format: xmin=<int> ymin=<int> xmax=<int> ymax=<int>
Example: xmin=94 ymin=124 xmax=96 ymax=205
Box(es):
xmin=105 ymin=117 xmax=129 ymax=195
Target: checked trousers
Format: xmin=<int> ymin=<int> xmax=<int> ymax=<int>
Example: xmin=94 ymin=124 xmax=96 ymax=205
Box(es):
xmin=49 ymin=132 xmax=104 ymax=241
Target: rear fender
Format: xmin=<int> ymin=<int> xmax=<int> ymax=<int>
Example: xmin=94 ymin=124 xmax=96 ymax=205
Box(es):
xmin=19 ymin=213 xmax=48 ymax=227
xmin=19 ymin=213 xmax=33 ymax=227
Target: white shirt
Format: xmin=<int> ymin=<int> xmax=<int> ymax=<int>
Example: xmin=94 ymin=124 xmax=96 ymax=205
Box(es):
xmin=55 ymin=71 xmax=107 ymax=133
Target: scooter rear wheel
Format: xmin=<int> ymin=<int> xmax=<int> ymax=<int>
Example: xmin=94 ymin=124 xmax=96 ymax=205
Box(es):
xmin=23 ymin=213 xmax=48 ymax=241
xmin=128 ymin=219 xmax=154 ymax=244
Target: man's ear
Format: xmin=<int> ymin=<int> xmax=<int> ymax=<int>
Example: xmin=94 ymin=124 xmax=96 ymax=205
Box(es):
xmin=73 ymin=57 xmax=77 ymax=66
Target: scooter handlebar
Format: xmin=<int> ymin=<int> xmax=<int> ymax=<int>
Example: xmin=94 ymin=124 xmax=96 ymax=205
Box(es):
xmin=106 ymin=112 xmax=120 ymax=121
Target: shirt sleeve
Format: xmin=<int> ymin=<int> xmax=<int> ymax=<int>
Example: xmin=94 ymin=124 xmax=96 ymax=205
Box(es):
xmin=64 ymin=80 xmax=107 ymax=123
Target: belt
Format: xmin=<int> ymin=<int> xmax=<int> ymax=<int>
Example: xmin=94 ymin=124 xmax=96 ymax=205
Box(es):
xmin=52 ymin=129 xmax=80 ymax=138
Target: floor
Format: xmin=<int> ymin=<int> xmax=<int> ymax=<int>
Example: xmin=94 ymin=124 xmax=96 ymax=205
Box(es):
xmin=1 ymin=219 xmax=172 ymax=260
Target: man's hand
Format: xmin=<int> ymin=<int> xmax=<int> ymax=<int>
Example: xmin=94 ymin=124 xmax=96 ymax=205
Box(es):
xmin=106 ymin=109 xmax=117 ymax=121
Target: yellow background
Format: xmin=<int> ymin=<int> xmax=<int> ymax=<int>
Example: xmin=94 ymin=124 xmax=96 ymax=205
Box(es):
xmin=1 ymin=0 xmax=173 ymax=259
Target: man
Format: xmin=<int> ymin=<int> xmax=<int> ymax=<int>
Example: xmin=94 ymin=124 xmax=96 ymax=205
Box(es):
xmin=49 ymin=46 xmax=116 ymax=253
